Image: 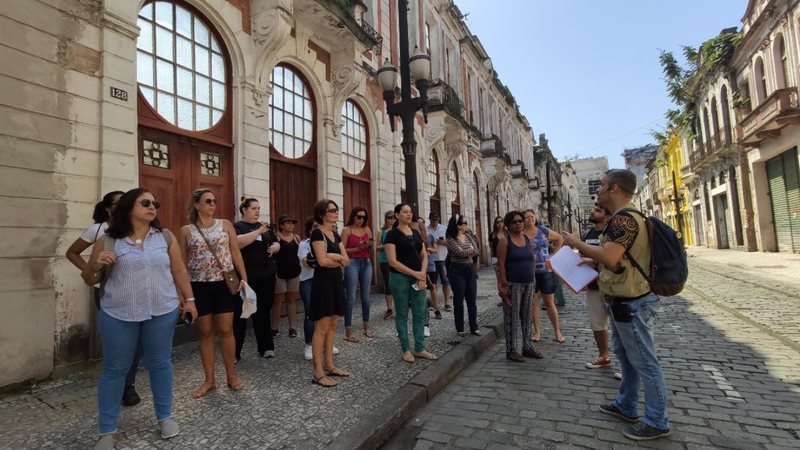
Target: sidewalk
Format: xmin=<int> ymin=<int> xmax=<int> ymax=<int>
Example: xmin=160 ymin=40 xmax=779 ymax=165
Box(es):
xmin=0 ymin=268 xmax=504 ymax=449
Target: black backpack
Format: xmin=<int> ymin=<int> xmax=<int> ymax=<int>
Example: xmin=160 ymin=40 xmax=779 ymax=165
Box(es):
xmin=623 ymin=209 xmax=688 ymax=296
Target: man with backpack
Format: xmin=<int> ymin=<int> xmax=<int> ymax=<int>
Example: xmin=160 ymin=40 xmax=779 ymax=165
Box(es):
xmin=563 ymin=169 xmax=670 ymax=441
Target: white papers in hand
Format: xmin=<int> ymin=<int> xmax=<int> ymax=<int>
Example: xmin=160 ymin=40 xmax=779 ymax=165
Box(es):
xmin=548 ymin=246 xmax=598 ymax=293
xmin=240 ymin=282 xmax=258 ymax=319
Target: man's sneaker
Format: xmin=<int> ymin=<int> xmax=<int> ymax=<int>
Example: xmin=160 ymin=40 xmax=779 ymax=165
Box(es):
xmin=444 ymin=304 xmax=452 ymax=312
xmin=332 ymin=346 xmax=340 ymax=355
xmin=288 ymin=329 xmax=298 ymax=338
xmin=271 ymin=329 xmax=279 ymax=338
xmin=424 ymin=326 xmax=431 ymax=337
xmin=434 ymin=309 xmax=442 ymax=320
xmin=586 ymin=357 xmax=612 ymax=369
xmin=122 ymin=385 xmax=141 ymax=407
xmin=262 ymin=350 xmax=275 ymax=358
xmin=614 ymin=372 xmax=623 ymax=380
xmin=622 ymin=422 xmax=671 ymax=441
xmin=599 ymin=403 xmax=639 ymax=423
xmin=304 ymin=345 xmax=313 ymax=361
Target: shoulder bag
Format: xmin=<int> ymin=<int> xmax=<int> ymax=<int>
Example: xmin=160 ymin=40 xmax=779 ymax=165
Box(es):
xmin=195 ymin=224 xmax=241 ymax=295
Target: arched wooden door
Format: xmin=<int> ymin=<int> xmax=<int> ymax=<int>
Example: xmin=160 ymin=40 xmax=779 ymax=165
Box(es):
xmin=428 ymin=150 xmax=441 ymax=218
xmin=269 ymin=65 xmax=318 ymax=233
xmin=136 ymin=1 xmax=234 ymax=231
xmin=341 ymin=100 xmax=371 ymax=225
xmin=473 ymin=171 xmax=482 ymax=252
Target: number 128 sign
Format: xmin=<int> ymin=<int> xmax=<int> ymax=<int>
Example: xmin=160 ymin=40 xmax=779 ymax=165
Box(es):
xmin=110 ymin=87 xmax=128 ymax=101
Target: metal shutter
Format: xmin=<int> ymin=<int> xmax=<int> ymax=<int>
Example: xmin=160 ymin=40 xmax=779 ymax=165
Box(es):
xmin=767 ymin=148 xmax=800 ymax=253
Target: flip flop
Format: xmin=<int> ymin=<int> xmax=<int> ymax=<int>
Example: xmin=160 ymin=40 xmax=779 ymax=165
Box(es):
xmin=363 ymin=329 xmax=376 ymax=338
xmin=531 ymin=336 xmax=541 ymax=342
xmin=412 ymin=351 xmax=438 ymax=360
xmin=192 ymin=383 xmax=216 ymax=398
xmin=555 ymin=336 xmax=566 ymax=344
xmin=343 ymin=334 xmax=360 ymax=343
xmin=383 ymin=309 xmax=393 ymax=320
xmin=227 ymin=377 xmax=245 ymax=391
xmin=312 ymin=375 xmax=337 ymax=388
xmin=325 ymin=367 xmax=351 ymax=377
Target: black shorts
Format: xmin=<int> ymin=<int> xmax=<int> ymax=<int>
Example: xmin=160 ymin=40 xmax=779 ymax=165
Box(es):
xmin=427 ymin=270 xmax=439 ymax=285
xmin=534 ymin=271 xmax=556 ymax=295
xmin=192 ymin=281 xmax=238 ymax=317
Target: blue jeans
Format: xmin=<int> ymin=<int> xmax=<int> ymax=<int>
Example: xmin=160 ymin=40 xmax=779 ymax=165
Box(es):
xmin=97 ymin=307 xmax=178 ymax=434
xmin=449 ymin=263 xmax=478 ymax=333
xmin=299 ymin=278 xmax=314 ymax=345
xmin=605 ymin=293 xmax=669 ymax=430
xmin=344 ymin=257 xmax=373 ymax=328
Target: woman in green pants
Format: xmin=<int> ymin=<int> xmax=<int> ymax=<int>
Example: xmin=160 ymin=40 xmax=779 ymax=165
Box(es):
xmin=384 ymin=203 xmax=438 ymax=363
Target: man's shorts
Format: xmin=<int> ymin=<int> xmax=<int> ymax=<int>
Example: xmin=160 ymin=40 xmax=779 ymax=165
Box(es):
xmin=434 ymin=260 xmax=450 ymax=286
xmin=585 ymin=289 xmax=608 ymax=331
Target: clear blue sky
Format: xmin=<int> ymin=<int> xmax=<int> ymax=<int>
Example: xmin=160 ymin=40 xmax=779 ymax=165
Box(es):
xmin=454 ymin=0 xmax=747 ymax=168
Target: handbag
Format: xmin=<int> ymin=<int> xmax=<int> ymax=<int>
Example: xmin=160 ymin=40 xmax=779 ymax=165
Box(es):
xmin=195 ymin=224 xmax=240 ymax=295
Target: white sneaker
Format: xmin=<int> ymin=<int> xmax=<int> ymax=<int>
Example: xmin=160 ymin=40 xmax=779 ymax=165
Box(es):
xmin=304 ymin=345 xmax=313 ymax=361
xmin=424 ymin=326 xmax=431 ymax=337
xmin=333 ymin=346 xmax=340 ymax=355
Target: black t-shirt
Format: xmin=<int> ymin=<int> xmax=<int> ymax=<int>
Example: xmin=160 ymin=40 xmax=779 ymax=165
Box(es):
xmin=233 ymin=221 xmax=276 ymax=279
xmin=384 ymin=228 xmax=424 ymax=273
xmin=582 ymin=227 xmax=604 ymax=290
xmin=310 ymin=228 xmax=341 ymax=264
xmin=489 ymin=231 xmax=500 ymax=258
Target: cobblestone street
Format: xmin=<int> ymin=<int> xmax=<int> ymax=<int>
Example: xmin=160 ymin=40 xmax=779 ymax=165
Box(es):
xmin=385 ymin=248 xmax=800 ymax=449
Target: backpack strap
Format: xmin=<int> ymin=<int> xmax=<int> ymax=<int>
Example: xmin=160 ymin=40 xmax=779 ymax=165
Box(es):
xmin=619 ymin=208 xmax=651 ymax=282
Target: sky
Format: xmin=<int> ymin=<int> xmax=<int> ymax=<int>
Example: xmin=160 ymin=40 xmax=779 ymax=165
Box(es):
xmin=453 ymin=0 xmax=748 ymax=169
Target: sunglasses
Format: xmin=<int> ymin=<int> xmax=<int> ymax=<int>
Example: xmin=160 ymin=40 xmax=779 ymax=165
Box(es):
xmin=140 ymin=199 xmax=160 ymax=209
xmin=458 ymin=221 xmax=468 ymax=226
xmin=203 ymin=198 xmax=217 ymax=205
xmin=355 ymin=215 xmax=367 ymax=220
xmin=327 ymin=208 xmax=339 ymax=213
xmin=511 ymin=219 xmax=524 ymax=224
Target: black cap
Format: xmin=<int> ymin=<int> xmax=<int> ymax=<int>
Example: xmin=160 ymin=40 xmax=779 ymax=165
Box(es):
xmin=429 ymin=211 xmax=440 ymax=219
xmin=278 ymin=214 xmax=298 ymax=224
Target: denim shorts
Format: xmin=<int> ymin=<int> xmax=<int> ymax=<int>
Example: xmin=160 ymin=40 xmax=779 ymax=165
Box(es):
xmin=534 ymin=271 xmax=556 ymax=294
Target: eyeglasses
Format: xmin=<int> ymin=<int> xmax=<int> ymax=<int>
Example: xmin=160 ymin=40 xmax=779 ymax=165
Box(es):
xmin=203 ymin=198 xmax=217 ymax=205
xmin=511 ymin=219 xmax=524 ymax=224
xmin=355 ymin=215 xmax=367 ymax=220
xmin=495 ymin=219 xmax=503 ymax=223
xmin=458 ymin=221 xmax=468 ymax=226
xmin=327 ymin=208 xmax=339 ymax=213
xmin=385 ymin=216 xmax=396 ymax=220
xmin=140 ymin=199 xmax=160 ymax=209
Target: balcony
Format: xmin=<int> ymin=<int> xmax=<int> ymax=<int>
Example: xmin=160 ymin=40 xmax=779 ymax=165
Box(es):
xmin=479 ymin=133 xmax=511 ymax=163
xmin=294 ymin=0 xmax=382 ymax=50
xmin=428 ymin=79 xmax=463 ymax=120
xmin=735 ymin=87 xmax=800 ymax=147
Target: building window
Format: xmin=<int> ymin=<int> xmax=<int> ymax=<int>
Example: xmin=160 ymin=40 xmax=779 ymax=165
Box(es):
xmin=755 ymin=57 xmax=768 ymax=102
xmin=428 ymin=150 xmax=440 ymax=196
xmin=136 ymin=1 xmax=227 ymax=131
xmin=269 ymin=66 xmax=314 ymax=159
xmin=448 ymin=162 xmax=460 ymax=204
xmin=424 ymin=22 xmax=431 ymax=55
xmin=779 ymin=35 xmax=790 ymax=88
xmin=341 ymin=100 xmax=367 ymax=175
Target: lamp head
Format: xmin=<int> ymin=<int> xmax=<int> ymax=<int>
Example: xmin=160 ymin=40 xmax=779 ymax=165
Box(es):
xmin=409 ymin=46 xmax=431 ymax=81
xmin=377 ymin=58 xmax=398 ymax=92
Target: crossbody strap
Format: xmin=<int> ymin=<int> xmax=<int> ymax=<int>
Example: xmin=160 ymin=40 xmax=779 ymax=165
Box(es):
xmin=194 ymin=222 xmax=228 ymax=273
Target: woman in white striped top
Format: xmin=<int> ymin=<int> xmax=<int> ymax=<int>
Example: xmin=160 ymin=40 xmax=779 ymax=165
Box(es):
xmin=84 ymin=188 xmax=196 ymax=449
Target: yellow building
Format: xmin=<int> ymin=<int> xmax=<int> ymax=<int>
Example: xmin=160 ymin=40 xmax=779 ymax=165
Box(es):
xmin=654 ymin=135 xmax=693 ymax=245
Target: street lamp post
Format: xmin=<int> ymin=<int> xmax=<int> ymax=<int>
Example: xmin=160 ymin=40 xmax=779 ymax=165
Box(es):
xmin=377 ymin=0 xmax=431 ymax=215
xmin=671 ymin=170 xmax=685 ymax=244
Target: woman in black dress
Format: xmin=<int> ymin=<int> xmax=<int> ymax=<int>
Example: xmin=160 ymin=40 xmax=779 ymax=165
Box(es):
xmin=309 ymin=199 xmax=350 ymax=387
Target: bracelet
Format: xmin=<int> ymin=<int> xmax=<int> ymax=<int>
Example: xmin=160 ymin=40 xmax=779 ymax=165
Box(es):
xmin=185 ymin=297 xmax=195 ymax=302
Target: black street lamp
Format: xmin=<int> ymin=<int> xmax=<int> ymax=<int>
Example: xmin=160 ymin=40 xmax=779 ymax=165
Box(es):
xmin=377 ymin=0 xmax=431 ymax=215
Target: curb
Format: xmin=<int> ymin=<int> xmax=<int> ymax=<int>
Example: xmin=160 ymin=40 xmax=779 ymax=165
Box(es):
xmin=327 ymin=311 xmax=505 ymax=450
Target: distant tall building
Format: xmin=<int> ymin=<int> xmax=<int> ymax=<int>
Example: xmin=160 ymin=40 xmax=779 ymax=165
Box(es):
xmin=623 ymin=144 xmax=659 ymax=186
xmin=569 ymin=156 xmax=609 ymax=227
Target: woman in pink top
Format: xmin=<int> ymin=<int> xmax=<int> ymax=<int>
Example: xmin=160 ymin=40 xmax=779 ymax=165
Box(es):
xmin=341 ymin=206 xmax=374 ymax=341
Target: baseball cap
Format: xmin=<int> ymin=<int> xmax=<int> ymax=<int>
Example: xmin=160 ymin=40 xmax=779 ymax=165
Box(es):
xmin=384 ymin=210 xmax=395 ymax=219
xmin=429 ymin=211 xmax=440 ymax=219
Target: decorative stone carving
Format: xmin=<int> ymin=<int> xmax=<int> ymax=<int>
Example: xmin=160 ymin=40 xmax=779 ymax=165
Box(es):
xmin=330 ymin=63 xmax=364 ymax=136
xmin=425 ymin=123 xmax=445 ymax=148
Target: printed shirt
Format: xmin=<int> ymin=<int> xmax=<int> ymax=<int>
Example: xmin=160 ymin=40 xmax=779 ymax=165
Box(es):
xmin=101 ymin=228 xmax=179 ymax=321
xmin=187 ymin=219 xmax=233 ymax=282
xmin=530 ymin=226 xmax=551 ymax=272
xmin=582 ymin=227 xmax=603 ymax=290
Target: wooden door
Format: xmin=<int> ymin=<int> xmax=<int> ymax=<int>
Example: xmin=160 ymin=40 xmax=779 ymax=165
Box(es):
xmin=344 ymin=177 xmax=371 ymax=226
xmin=270 ymin=159 xmax=317 ymax=235
xmin=139 ymin=126 xmax=234 ymax=232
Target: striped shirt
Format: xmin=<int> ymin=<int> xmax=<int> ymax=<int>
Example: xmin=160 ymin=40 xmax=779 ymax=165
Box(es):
xmin=101 ymin=228 xmax=179 ymax=321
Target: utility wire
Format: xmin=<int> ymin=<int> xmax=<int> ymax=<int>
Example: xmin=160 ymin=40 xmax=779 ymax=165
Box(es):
xmin=584 ymin=117 xmax=665 ymax=153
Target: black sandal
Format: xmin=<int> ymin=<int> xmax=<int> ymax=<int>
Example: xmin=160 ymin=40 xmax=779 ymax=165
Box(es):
xmin=383 ymin=309 xmax=393 ymax=320
xmin=312 ymin=375 xmax=337 ymax=388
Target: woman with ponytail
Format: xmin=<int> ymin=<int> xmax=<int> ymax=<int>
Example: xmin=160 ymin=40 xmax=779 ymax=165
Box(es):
xmin=66 ymin=190 xmax=143 ymax=407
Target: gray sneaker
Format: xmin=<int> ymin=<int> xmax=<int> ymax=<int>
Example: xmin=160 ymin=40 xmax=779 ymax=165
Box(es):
xmin=623 ymin=422 xmax=670 ymax=441
xmin=262 ymin=350 xmax=275 ymax=358
xmin=93 ymin=434 xmax=114 ymax=450
xmin=159 ymin=418 xmax=180 ymax=439
xmin=599 ymin=403 xmax=639 ymax=423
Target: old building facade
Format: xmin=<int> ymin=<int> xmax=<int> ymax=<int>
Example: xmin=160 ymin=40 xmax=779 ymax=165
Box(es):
xmin=0 ymin=0 xmax=540 ymax=388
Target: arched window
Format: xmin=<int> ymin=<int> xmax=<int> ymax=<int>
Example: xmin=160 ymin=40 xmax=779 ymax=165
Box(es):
xmin=710 ymin=97 xmax=720 ymax=144
xmin=778 ymin=35 xmax=790 ymax=88
xmin=428 ymin=150 xmax=441 ymax=217
xmin=448 ymin=161 xmax=460 ymax=214
xmin=341 ymin=100 xmax=367 ymax=174
xmin=137 ymin=1 xmax=227 ymax=130
xmin=755 ymin=57 xmax=768 ymax=102
xmin=269 ymin=65 xmax=313 ymax=159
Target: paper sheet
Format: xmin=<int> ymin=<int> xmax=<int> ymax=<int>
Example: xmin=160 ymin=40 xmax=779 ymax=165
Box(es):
xmin=547 ymin=246 xmax=598 ymax=293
